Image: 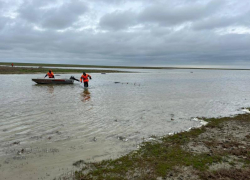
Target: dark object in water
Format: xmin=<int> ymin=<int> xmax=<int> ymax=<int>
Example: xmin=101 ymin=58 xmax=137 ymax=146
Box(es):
xmin=70 ymin=76 xmax=80 ymax=82
xmin=73 ymin=160 xmax=86 ymax=167
xmin=114 ymin=82 xmax=120 ymax=84
xmin=101 ymin=73 xmax=106 ymax=74
xmin=17 ymin=149 xmax=25 ymax=155
xmin=117 ymin=136 xmax=128 ymax=142
xmin=13 ymin=141 xmax=20 ymax=145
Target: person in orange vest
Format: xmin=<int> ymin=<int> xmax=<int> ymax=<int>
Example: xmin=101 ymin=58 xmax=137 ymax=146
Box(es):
xmin=80 ymin=72 xmax=92 ymax=87
xmin=11 ymin=63 xmax=14 ymax=67
xmin=44 ymin=70 xmax=54 ymax=78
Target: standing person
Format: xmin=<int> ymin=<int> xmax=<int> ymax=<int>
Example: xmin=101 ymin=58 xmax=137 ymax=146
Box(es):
xmin=11 ymin=63 xmax=14 ymax=67
xmin=44 ymin=70 xmax=54 ymax=78
xmin=80 ymin=72 xmax=92 ymax=87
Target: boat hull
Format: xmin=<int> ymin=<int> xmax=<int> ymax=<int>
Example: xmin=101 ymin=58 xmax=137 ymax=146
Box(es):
xmin=32 ymin=78 xmax=74 ymax=84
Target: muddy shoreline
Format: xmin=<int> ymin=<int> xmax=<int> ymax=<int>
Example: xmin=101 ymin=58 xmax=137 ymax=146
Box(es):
xmin=60 ymin=111 xmax=250 ymax=180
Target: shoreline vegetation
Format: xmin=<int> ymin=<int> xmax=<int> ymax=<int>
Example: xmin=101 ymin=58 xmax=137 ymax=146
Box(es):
xmin=57 ymin=110 xmax=250 ymax=180
xmin=1 ymin=62 xmax=250 ymax=71
xmin=0 ymin=66 xmax=126 ymax=74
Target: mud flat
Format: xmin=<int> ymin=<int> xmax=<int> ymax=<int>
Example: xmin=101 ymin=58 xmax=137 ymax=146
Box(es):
xmin=59 ymin=110 xmax=250 ymax=180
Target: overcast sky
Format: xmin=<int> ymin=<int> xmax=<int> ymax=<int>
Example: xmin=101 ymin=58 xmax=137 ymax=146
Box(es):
xmin=0 ymin=0 xmax=250 ymax=67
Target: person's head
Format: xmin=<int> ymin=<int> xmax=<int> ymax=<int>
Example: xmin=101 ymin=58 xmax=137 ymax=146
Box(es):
xmin=83 ymin=72 xmax=86 ymax=75
xmin=49 ymin=70 xmax=51 ymax=73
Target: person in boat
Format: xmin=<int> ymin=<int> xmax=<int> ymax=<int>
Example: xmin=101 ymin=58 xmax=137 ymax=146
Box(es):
xmin=44 ymin=70 xmax=54 ymax=78
xmin=80 ymin=72 xmax=92 ymax=87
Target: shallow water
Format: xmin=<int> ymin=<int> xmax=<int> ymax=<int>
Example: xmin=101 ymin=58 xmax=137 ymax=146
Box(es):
xmin=1 ymin=69 xmax=250 ymax=179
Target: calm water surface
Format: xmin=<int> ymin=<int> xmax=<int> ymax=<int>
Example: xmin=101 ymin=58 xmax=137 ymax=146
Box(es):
xmin=1 ymin=69 xmax=250 ymax=179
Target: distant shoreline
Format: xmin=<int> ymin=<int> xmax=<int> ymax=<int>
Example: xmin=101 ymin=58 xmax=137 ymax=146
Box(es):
xmin=0 ymin=66 xmax=127 ymax=74
xmin=1 ymin=62 xmax=250 ymax=71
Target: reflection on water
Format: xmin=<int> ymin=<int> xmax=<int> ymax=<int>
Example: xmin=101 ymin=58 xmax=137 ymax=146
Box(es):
xmin=1 ymin=70 xmax=250 ymax=180
xmin=47 ymin=85 xmax=54 ymax=94
xmin=81 ymin=88 xmax=91 ymax=102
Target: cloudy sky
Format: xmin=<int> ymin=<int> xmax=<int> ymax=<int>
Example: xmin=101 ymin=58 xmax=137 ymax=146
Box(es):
xmin=0 ymin=0 xmax=250 ymax=67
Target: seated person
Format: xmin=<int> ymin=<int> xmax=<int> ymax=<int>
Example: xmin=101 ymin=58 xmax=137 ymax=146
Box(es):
xmin=45 ymin=70 xmax=54 ymax=78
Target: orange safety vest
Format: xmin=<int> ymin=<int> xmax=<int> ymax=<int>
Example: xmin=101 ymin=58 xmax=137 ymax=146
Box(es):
xmin=47 ymin=72 xmax=54 ymax=78
xmin=80 ymin=74 xmax=91 ymax=82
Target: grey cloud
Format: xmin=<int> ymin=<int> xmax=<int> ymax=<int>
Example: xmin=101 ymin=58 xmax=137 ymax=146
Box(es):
xmin=150 ymin=26 xmax=172 ymax=37
xmin=193 ymin=10 xmax=250 ymax=30
xmin=138 ymin=0 xmax=224 ymax=26
xmin=90 ymin=0 xmax=151 ymax=4
xmin=17 ymin=0 xmax=54 ymax=23
xmin=91 ymin=0 xmax=125 ymax=4
xmin=1 ymin=0 xmax=250 ymax=67
xmin=99 ymin=10 xmax=137 ymax=30
xmin=0 ymin=0 xmax=11 ymax=12
xmin=98 ymin=0 xmax=225 ymax=31
xmin=19 ymin=4 xmax=40 ymax=23
xmin=1 ymin=20 xmax=250 ymax=66
xmin=18 ymin=0 xmax=88 ymax=29
xmin=193 ymin=16 xmax=237 ymax=30
xmin=0 ymin=16 xmax=9 ymax=30
xmin=0 ymin=1 xmax=4 ymax=11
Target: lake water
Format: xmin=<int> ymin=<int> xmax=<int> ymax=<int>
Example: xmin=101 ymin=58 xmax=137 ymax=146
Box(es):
xmin=1 ymin=69 xmax=250 ymax=179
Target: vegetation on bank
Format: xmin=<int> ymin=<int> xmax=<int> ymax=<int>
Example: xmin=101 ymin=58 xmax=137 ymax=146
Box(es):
xmin=0 ymin=66 xmax=126 ymax=74
xmin=66 ymin=112 xmax=250 ymax=180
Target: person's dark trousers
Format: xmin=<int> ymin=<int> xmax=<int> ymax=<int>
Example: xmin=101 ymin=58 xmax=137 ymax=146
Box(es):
xmin=84 ymin=82 xmax=88 ymax=87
